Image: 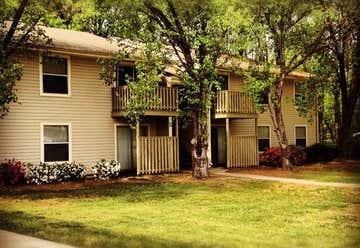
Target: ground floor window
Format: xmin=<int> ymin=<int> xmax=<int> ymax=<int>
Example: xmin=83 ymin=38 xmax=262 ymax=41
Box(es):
xmin=43 ymin=124 xmax=70 ymax=162
xmin=258 ymin=126 xmax=270 ymax=152
xmin=295 ymin=126 xmax=307 ymax=147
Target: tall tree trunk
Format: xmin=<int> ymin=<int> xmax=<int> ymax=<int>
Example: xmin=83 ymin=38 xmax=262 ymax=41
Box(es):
xmin=337 ymin=30 xmax=360 ymax=159
xmin=333 ymin=86 xmax=341 ymax=145
xmin=267 ymin=75 xmax=292 ymax=170
xmin=191 ymin=112 xmax=209 ymax=179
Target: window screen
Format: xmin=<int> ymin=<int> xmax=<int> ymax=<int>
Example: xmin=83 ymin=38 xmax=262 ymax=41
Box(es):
xmin=117 ymin=65 xmax=137 ymax=86
xmin=42 ymin=56 xmax=68 ymax=94
xmin=218 ymin=75 xmax=228 ymax=90
xmin=294 ymin=82 xmax=304 ymax=101
xmin=295 ymin=126 xmax=306 ymax=147
xmin=258 ymin=126 xmax=270 ymax=152
xmin=43 ymin=125 xmax=69 ymax=162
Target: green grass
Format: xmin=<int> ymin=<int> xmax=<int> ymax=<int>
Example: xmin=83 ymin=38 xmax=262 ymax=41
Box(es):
xmin=0 ymin=176 xmax=359 ymax=248
xmin=285 ymin=165 xmax=360 ymax=184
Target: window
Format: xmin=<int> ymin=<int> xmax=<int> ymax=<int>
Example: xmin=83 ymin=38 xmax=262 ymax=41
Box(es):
xmin=294 ymin=81 xmax=304 ymax=101
xmin=42 ymin=124 xmax=70 ymax=162
xmin=295 ymin=126 xmax=307 ymax=147
xmin=41 ymin=56 xmax=70 ymax=95
xmin=258 ymin=126 xmax=270 ymax=152
xmin=116 ymin=65 xmax=137 ymax=86
xmin=218 ymin=75 xmax=228 ymax=90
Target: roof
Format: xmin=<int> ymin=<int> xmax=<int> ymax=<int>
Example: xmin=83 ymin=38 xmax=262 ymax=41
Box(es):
xmin=11 ymin=24 xmax=310 ymax=78
xmin=37 ymin=26 xmax=119 ymax=56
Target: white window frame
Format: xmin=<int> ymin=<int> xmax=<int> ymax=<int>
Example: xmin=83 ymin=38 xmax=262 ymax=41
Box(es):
xmin=257 ymin=124 xmax=271 ymax=153
xmin=294 ymin=125 xmax=307 ymax=147
xmin=40 ymin=122 xmax=72 ymax=163
xmin=39 ymin=54 xmax=71 ymax=97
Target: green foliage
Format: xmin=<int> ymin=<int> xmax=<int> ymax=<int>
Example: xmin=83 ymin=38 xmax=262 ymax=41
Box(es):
xmin=0 ymin=63 xmax=22 ymax=117
xmin=0 ymin=0 xmax=53 ymax=118
xmin=244 ymin=63 xmax=276 ymax=111
xmin=99 ymin=39 xmax=168 ymax=126
xmin=97 ymin=0 xmax=240 ymax=144
xmin=126 ymin=42 xmax=168 ymax=124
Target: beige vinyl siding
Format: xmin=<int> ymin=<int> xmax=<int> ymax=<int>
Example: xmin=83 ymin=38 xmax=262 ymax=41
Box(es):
xmin=0 ymin=53 xmax=115 ymax=166
xmin=230 ymin=119 xmax=256 ymax=136
xmin=257 ymin=78 xmax=317 ymax=146
xmin=228 ymin=74 xmax=243 ymax=91
xmin=227 ymin=76 xmax=318 ymax=147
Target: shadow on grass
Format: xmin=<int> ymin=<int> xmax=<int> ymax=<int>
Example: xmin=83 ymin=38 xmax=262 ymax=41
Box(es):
xmin=0 ymin=209 xmax=210 ymax=248
xmin=0 ymin=181 xmax=211 ymax=202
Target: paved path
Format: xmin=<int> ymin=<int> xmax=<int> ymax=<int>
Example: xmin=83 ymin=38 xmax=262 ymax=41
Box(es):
xmin=0 ymin=229 xmax=76 ymax=248
xmin=211 ymin=168 xmax=360 ymax=188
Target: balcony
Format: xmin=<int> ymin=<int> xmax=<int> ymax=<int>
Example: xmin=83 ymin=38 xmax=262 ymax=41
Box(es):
xmin=214 ymin=90 xmax=256 ymax=118
xmin=112 ymin=86 xmax=178 ymax=117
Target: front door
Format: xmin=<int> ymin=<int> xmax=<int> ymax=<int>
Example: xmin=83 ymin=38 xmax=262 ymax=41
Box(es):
xmin=211 ymin=126 xmax=227 ymax=166
xmin=116 ymin=126 xmax=136 ymax=170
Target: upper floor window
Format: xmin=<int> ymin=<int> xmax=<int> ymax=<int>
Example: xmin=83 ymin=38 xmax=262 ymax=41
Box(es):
xmin=258 ymin=126 xmax=270 ymax=152
xmin=294 ymin=81 xmax=304 ymax=102
xmin=295 ymin=126 xmax=307 ymax=147
xmin=41 ymin=56 xmax=70 ymax=95
xmin=116 ymin=65 xmax=137 ymax=86
xmin=218 ymin=75 xmax=228 ymax=90
xmin=42 ymin=124 xmax=70 ymax=162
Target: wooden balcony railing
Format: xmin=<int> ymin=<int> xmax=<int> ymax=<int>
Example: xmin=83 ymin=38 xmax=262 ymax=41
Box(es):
xmin=137 ymin=136 xmax=179 ymax=174
xmin=112 ymin=86 xmax=178 ymax=116
xmin=215 ymin=90 xmax=256 ymax=118
xmin=227 ymin=135 xmax=259 ymax=167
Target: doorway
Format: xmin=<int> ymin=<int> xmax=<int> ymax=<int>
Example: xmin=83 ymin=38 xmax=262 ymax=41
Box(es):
xmin=116 ymin=126 xmax=136 ymax=171
xmin=211 ymin=126 xmax=227 ymax=166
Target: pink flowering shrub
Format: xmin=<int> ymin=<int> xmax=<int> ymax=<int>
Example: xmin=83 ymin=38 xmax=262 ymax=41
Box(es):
xmin=260 ymin=145 xmax=306 ymax=167
xmin=0 ymin=159 xmax=27 ymax=186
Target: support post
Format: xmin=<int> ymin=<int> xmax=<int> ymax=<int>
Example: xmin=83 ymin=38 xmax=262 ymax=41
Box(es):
xmin=255 ymin=117 xmax=259 ymax=166
xmin=176 ymin=117 xmax=179 ymax=137
xmin=226 ymin=118 xmax=230 ymax=168
xmin=168 ymin=117 xmax=173 ymax=137
xmin=136 ymin=121 xmax=140 ymax=175
xmin=207 ymin=110 xmax=212 ymax=166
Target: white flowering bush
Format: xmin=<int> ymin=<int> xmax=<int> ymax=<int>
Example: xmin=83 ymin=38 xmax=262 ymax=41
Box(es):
xmin=92 ymin=159 xmax=121 ymax=180
xmin=25 ymin=162 xmax=86 ymax=184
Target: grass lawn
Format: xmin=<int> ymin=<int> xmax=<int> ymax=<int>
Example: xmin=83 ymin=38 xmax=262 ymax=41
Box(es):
xmin=0 ymin=173 xmax=359 ymax=248
xmin=230 ymin=161 xmax=360 ymax=184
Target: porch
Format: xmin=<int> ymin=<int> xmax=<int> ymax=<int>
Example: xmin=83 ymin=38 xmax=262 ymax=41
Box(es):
xmin=210 ymin=118 xmax=259 ymax=168
xmin=214 ymin=90 xmax=256 ymax=119
xmin=112 ymin=86 xmax=178 ymax=117
xmin=115 ymin=117 xmax=180 ymax=175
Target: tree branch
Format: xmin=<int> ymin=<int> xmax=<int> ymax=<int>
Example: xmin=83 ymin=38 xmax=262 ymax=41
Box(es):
xmin=3 ymin=0 xmax=29 ymax=52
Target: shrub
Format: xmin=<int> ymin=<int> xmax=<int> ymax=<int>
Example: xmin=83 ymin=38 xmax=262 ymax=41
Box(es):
xmin=260 ymin=145 xmax=306 ymax=167
xmin=304 ymin=143 xmax=340 ymax=163
xmin=0 ymin=159 xmax=27 ymax=186
xmin=92 ymin=159 xmax=121 ymax=180
xmin=25 ymin=162 xmax=86 ymax=184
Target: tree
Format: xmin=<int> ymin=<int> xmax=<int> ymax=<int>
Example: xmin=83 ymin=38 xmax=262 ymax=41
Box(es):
xmin=294 ymin=0 xmax=360 ymax=158
xmin=320 ymin=0 xmax=360 ymax=158
xmin=243 ymin=0 xmax=325 ymax=169
xmin=98 ymin=0 xmax=238 ymax=178
xmin=0 ymin=0 xmax=53 ymax=117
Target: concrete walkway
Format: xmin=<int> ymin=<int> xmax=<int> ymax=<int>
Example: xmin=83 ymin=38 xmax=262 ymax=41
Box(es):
xmin=211 ymin=168 xmax=360 ymax=188
xmin=0 ymin=229 xmax=76 ymax=248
